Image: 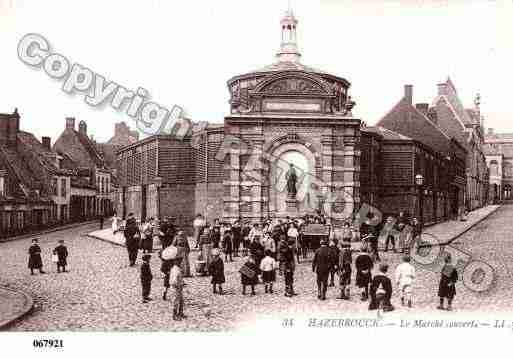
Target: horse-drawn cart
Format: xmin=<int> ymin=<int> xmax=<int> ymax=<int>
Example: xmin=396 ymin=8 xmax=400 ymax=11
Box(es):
xmin=301 ymin=223 xmax=331 ymax=252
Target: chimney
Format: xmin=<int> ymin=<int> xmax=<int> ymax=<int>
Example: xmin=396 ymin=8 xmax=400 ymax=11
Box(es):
xmin=115 ymin=122 xmax=129 ymax=136
xmin=415 ymin=103 xmax=429 ymax=115
xmin=437 ymin=83 xmax=447 ymax=96
xmin=42 ymin=136 xmax=51 ymax=150
xmin=0 ymin=114 xmax=8 ymax=146
xmin=488 ymin=128 xmax=494 ymax=135
xmin=66 ymin=117 xmax=76 ymax=130
xmin=7 ymin=109 xmax=19 ymax=148
xmin=404 ymin=85 xmax=413 ymax=105
xmin=78 ymin=120 xmax=87 ymax=136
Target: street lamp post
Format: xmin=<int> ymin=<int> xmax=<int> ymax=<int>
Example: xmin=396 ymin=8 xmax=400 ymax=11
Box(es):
xmin=154 ymin=176 xmax=163 ymax=220
xmin=415 ymin=174 xmax=425 ymax=234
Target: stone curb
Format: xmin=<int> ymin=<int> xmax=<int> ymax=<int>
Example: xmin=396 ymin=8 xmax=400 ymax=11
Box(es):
xmin=0 ymin=286 xmax=34 ymax=330
xmin=0 ymin=220 xmax=99 ymax=243
xmin=85 ymin=233 xmax=126 ymax=247
xmin=85 ymin=234 xmax=200 ymax=252
xmin=419 ymin=205 xmax=501 ymax=248
xmin=439 ymin=205 xmax=501 ymax=246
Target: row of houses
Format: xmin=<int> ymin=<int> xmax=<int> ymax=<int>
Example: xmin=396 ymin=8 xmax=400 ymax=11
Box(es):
xmin=360 ymin=79 xmax=488 ymax=225
xmin=114 ymin=79 xmax=490 ymax=229
xmin=0 ymin=110 xmax=138 ymax=238
xmin=113 ymin=8 xmax=491 ymax=229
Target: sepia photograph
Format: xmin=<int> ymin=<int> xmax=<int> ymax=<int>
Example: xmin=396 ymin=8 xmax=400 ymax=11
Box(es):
xmin=1 ymin=0 xmax=513 ymax=357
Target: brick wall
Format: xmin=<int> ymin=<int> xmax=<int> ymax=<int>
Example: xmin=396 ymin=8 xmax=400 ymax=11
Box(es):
xmin=125 ymin=186 xmax=142 ymax=220
xmin=195 ymin=182 xmax=223 ymax=224
xmin=158 ymin=137 xmax=195 ymax=184
xmin=159 ymin=184 xmax=196 ymax=232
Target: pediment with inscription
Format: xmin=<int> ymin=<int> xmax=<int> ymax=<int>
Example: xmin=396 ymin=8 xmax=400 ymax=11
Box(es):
xmin=262 ymin=78 xmax=326 ymax=95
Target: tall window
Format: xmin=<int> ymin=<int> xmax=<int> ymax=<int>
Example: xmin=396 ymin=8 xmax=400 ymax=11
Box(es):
xmin=61 ymin=178 xmax=67 ymax=197
xmin=490 ymin=160 xmax=499 ymax=177
xmin=52 ymin=178 xmax=58 ymax=196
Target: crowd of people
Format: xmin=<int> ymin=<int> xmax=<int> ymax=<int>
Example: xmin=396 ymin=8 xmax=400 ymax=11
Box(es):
xmin=24 ymin=209 xmax=459 ymax=322
xmin=114 ymin=209 xmax=460 ymax=318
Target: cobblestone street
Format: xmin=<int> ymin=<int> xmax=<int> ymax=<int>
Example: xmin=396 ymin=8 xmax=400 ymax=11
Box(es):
xmin=1 ymin=205 xmax=512 ymax=331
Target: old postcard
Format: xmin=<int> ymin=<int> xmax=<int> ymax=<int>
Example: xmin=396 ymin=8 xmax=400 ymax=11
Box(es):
xmin=1 ymin=0 xmax=512 ymax=357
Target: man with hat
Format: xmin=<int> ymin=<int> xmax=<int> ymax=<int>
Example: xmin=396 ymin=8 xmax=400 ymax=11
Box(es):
xmin=312 ymin=239 xmax=332 ymax=300
xmin=278 ymin=235 xmax=296 ymax=297
xmin=124 ymin=213 xmax=140 ymax=267
xmin=140 ymin=253 xmax=153 ymax=303
xmin=53 ymin=239 xmax=69 ymax=273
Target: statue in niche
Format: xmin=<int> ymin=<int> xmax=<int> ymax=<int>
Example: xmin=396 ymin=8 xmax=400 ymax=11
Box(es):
xmin=285 ymin=163 xmax=298 ymax=198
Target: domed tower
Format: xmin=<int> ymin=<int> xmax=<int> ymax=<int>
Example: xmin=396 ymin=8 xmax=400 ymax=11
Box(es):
xmin=277 ymin=8 xmax=301 ymax=63
xmin=223 ymin=8 xmax=361 ymax=225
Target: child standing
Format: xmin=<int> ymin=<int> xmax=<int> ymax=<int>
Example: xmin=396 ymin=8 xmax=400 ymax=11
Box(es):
xmin=53 ymin=239 xmax=69 ymax=273
xmin=170 ymin=256 xmax=186 ymax=320
xmin=222 ymin=228 xmax=233 ymax=262
xmin=337 ymin=242 xmax=352 ymax=300
xmin=259 ymin=250 xmax=277 ymax=293
xmin=437 ymin=254 xmax=458 ymax=311
xmin=28 ymin=238 xmax=45 ymax=275
xmin=140 ymin=254 xmax=153 ymax=303
xmin=208 ymin=249 xmax=225 ymax=294
xmin=395 ymin=255 xmax=416 ymax=307
xmin=160 ymin=249 xmax=172 ymax=300
xmin=328 ymin=239 xmax=340 ymax=287
xmin=240 ymin=255 xmax=259 ymax=295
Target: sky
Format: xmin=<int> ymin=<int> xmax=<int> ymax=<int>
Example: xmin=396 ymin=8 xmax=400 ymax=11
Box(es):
xmin=0 ymin=0 xmax=512 ymax=142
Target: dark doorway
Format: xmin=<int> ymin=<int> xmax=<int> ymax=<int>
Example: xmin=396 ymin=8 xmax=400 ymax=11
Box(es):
xmin=141 ymin=185 xmax=147 ymax=222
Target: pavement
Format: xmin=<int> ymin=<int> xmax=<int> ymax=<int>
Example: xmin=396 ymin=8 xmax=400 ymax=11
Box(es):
xmin=88 ymin=205 xmax=500 ymax=250
xmin=0 ymin=204 xmax=506 ymax=331
xmin=421 ymin=204 xmax=500 ymax=245
xmin=88 ymin=227 xmax=196 ymax=252
xmin=0 ymin=286 xmax=33 ymax=329
xmin=0 ymin=219 xmax=99 ymax=243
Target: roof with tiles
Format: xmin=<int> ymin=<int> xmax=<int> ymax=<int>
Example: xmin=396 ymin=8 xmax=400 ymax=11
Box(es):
xmin=376 ymin=92 xmax=453 ymax=156
xmin=362 ymin=126 xmax=412 ymax=141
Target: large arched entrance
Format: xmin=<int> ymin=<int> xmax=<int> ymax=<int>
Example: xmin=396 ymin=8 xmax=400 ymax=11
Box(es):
xmin=267 ymin=142 xmax=318 ymax=217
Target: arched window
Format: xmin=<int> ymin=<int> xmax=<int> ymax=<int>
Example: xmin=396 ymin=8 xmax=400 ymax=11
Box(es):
xmin=490 ymin=160 xmax=499 ymax=177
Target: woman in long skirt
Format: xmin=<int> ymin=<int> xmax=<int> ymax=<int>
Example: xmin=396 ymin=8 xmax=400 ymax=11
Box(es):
xmin=112 ymin=214 xmax=119 ymax=234
xmin=173 ymin=230 xmax=191 ymax=277
xmin=28 ymin=238 xmax=45 ymax=275
xmin=438 ymin=254 xmax=458 ymax=311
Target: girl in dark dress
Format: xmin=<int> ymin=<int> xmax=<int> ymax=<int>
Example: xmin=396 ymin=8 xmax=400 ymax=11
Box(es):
xmin=241 ymin=223 xmax=251 ymax=256
xmin=210 ymin=226 xmax=221 ymax=249
xmin=438 ymin=254 xmax=458 ymax=311
xmin=208 ymin=249 xmax=225 ymax=294
xmin=232 ymin=221 xmax=242 ymax=257
xmin=355 ymin=245 xmax=373 ymax=301
xmin=369 ymin=263 xmax=394 ymax=311
xmin=28 ymin=238 xmax=45 ymax=275
xmin=53 ymin=239 xmax=69 ymax=273
xmin=222 ymin=229 xmax=233 ymax=262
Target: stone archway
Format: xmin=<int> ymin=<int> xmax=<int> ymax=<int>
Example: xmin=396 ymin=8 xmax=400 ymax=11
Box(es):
xmin=266 ymin=141 xmax=318 ymax=217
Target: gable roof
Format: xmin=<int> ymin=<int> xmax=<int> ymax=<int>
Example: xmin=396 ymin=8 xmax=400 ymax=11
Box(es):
xmin=17 ymin=131 xmax=70 ymax=176
xmin=74 ymin=130 xmax=104 ymax=167
xmin=376 ymin=96 xmax=453 ymax=156
xmin=362 ymin=126 xmax=412 ymax=141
